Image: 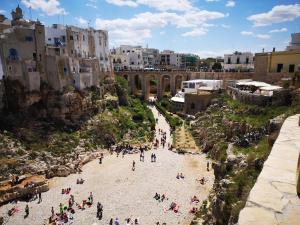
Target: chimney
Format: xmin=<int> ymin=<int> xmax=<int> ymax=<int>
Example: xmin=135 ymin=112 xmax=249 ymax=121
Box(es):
xmin=272 ymin=47 xmax=276 ymax=52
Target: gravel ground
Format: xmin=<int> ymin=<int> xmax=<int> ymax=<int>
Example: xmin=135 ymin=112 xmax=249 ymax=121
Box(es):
xmin=0 ymin=106 xmax=214 ymax=225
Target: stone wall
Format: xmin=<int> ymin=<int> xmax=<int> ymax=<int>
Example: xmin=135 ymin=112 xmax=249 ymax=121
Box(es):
xmin=227 ymin=87 xmax=271 ymax=106
xmin=238 ymin=114 xmax=300 ymax=225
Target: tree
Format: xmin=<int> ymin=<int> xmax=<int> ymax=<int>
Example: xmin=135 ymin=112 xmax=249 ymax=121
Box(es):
xmin=212 ymin=62 xmax=222 ymax=71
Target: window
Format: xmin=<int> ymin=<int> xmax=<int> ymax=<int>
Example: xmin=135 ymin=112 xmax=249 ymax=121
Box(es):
xmin=191 ymin=103 xmax=195 ymax=110
xmin=8 ymin=65 xmax=12 ymax=71
xmin=70 ymin=35 xmax=74 ymax=41
xmin=83 ymin=35 xmax=85 ymax=41
xmin=189 ymin=83 xmax=195 ymax=89
xmin=25 ymin=36 xmax=33 ymax=42
xmin=289 ymin=64 xmax=295 ymax=73
xmin=227 ymin=57 xmax=231 ymax=64
xmin=48 ymin=38 xmax=51 ymax=41
xmin=277 ymin=64 xmax=283 ymax=73
xmin=246 ymin=57 xmax=249 ymax=64
xmin=9 ymin=48 xmax=18 ymax=60
xmin=62 ymin=36 xmax=66 ymax=42
xmin=236 ymin=57 xmax=240 ymax=64
xmin=33 ymin=52 xmax=37 ymax=60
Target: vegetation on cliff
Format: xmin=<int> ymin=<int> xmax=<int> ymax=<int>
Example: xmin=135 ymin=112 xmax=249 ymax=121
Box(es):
xmin=190 ymin=92 xmax=300 ymax=225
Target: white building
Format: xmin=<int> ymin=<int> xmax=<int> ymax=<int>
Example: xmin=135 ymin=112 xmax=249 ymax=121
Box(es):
xmin=159 ymin=50 xmax=185 ymax=69
xmin=286 ymin=33 xmax=300 ymax=51
xmin=92 ymin=30 xmax=110 ymax=72
xmin=171 ymin=79 xmax=223 ymax=103
xmin=111 ymin=45 xmax=144 ymax=70
xmin=224 ymin=52 xmax=254 ymax=72
xmin=143 ymin=48 xmax=159 ymax=68
xmin=45 ymin=24 xmax=66 ymax=46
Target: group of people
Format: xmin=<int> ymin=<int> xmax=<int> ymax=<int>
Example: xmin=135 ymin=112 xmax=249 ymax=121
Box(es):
xmin=61 ymin=188 xmax=71 ymax=195
xmin=109 ymin=217 xmax=139 ymax=225
xmin=153 ymin=193 xmax=166 ymax=202
xmin=151 ymin=153 xmax=157 ymax=162
xmin=176 ymin=173 xmax=185 ymax=179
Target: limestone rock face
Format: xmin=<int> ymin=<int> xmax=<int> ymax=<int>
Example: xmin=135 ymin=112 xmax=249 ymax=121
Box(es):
xmin=0 ymin=175 xmax=49 ymax=204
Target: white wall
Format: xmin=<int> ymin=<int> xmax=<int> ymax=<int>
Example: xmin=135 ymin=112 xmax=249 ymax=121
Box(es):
xmin=45 ymin=25 xmax=67 ymax=46
xmin=93 ymin=30 xmax=111 ymax=72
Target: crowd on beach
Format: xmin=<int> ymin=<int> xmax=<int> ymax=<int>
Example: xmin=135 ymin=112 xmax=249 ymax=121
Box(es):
xmin=3 ymin=108 xmax=212 ymax=225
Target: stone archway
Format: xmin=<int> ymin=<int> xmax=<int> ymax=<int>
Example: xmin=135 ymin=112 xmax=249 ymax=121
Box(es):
xmin=123 ymin=74 xmax=128 ymax=80
xmin=133 ymin=74 xmax=142 ymax=96
xmin=144 ymin=74 xmax=158 ymax=101
xmin=175 ymin=75 xmax=183 ymax=92
xmin=161 ymin=75 xmax=171 ymax=97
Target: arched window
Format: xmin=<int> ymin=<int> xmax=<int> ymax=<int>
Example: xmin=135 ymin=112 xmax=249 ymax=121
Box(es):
xmin=9 ymin=48 xmax=18 ymax=60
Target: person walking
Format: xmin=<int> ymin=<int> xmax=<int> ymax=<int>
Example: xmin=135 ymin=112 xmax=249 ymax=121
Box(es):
xmin=38 ymin=192 xmax=42 ymax=203
xmin=114 ymin=218 xmax=120 ymax=225
xmin=51 ymin=206 xmax=55 ymax=217
xmin=25 ymin=204 xmax=29 ymax=218
xmin=207 ymin=161 xmax=210 ymax=171
xmin=132 ymin=160 xmax=136 ymax=171
xmin=109 ymin=218 xmax=113 ymax=225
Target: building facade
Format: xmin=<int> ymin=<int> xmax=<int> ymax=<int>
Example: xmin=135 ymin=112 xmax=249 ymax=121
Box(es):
xmin=255 ymin=51 xmax=300 ymax=77
xmin=286 ymin=33 xmax=300 ymax=51
xmin=224 ymin=52 xmax=254 ymax=72
xmin=0 ymin=6 xmax=112 ymax=93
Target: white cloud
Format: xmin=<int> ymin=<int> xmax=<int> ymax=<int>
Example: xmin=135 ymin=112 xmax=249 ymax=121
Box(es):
xmin=248 ymin=4 xmax=300 ymax=27
xmin=75 ymin=17 xmax=89 ymax=28
xmin=86 ymin=0 xmax=98 ymax=9
xmin=256 ymin=34 xmax=271 ymax=39
xmin=241 ymin=31 xmax=271 ymax=39
xmin=221 ymin=24 xmax=231 ymax=29
xmin=241 ymin=31 xmax=254 ymax=36
xmin=0 ymin=9 xmax=6 ymax=14
xmin=269 ymin=28 xmax=288 ymax=33
xmin=21 ymin=0 xmax=67 ymax=16
xmin=106 ymin=0 xmax=194 ymax=11
xmin=226 ymin=0 xmax=235 ymax=8
xmin=197 ymin=50 xmax=232 ymax=58
xmin=182 ymin=28 xmax=207 ymax=37
xmin=95 ymin=9 xmax=225 ymax=44
xmin=106 ymin=0 xmax=138 ymax=7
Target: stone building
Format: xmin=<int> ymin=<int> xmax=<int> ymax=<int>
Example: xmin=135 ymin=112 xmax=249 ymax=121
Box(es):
xmin=224 ymin=52 xmax=254 ymax=72
xmin=184 ymin=90 xmax=216 ymax=115
xmin=0 ymin=5 xmax=113 ymax=96
xmin=286 ymin=33 xmax=300 ymax=51
xmin=159 ymin=50 xmax=186 ymax=69
xmin=255 ymin=51 xmax=300 ymax=76
xmin=0 ymin=7 xmax=46 ymax=92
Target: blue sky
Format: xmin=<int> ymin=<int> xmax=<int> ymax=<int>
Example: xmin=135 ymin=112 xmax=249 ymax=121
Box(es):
xmin=1 ymin=0 xmax=300 ymax=58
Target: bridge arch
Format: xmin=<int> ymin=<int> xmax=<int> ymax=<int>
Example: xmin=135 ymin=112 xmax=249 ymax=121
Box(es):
xmin=160 ymin=74 xmax=171 ymax=98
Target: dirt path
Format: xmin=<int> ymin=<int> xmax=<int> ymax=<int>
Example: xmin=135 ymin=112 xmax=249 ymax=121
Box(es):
xmin=0 ymin=105 xmax=214 ymax=225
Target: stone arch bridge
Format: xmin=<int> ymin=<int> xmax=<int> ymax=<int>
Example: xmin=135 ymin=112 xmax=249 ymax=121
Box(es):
xmin=115 ymin=71 xmax=254 ymax=100
xmin=115 ymin=71 xmax=191 ymax=100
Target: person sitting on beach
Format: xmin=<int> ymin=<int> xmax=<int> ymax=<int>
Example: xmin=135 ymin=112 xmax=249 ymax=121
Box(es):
xmin=169 ymin=202 xmax=176 ymax=210
xmin=180 ymin=173 xmax=185 ymax=179
xmin=134 ymin=218 xmax=139 ymax=224
xmin=176 ymin=173 xmax=180 ymax=179
xmin=114 ymin=218 xmax=120 ymax=225
xmin=190 ymin=207 xmax=198 ymax=214
xmin=191 ymin=196 xmax=199 ymax=204
xmin=154 ymin=193 xmax=160 ymax=200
